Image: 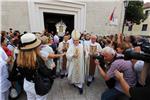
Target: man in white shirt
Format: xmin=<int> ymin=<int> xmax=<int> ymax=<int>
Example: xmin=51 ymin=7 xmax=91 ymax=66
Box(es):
xmin=0 ymin=49 xmax=11 ymax=100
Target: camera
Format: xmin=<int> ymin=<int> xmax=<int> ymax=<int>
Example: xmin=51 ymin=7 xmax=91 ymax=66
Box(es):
xmin=141 ymin=42 xmax=150 ymax=54
xmin=124 ymin=37 xmax=150 ymax=62
xmin=124 ymin=48 xmax=150 ymax=63
xmin=133 ymin=37 xmax=150 ymax=54
xmin=93 ymin=55 xmax=106 ymax=70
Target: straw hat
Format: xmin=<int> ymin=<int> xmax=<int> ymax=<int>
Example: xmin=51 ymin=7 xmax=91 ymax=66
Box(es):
xmin=71 ymin=29 xmax=80 ymax=40
xmin=20 ymin=33 xmax=41 ymax=50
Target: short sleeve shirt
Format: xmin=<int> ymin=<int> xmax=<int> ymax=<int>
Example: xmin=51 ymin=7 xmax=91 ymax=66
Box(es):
xmin=107 ymin=58 xmax=137 ymax=92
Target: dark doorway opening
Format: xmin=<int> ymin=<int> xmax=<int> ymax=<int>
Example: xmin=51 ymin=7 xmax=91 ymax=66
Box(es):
xmin=43 ymin=12 xmax=74 ymax=34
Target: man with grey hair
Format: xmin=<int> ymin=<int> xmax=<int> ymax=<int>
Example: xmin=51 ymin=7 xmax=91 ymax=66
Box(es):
xmin=86 ymin=34 xmax=102 ymax=86
xmin=95 ymin=46 xmax=137 ymax=100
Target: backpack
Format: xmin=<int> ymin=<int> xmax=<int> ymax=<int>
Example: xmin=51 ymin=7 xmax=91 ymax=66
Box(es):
xmin=34 ymin=56 xmax=54 ymax=96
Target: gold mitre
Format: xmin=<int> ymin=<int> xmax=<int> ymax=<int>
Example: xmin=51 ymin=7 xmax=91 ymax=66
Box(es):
xmin=71 ymin=29 xmax=80 ymax=40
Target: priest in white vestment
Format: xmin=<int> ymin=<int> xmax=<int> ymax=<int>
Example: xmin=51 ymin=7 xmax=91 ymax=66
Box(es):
xmin=57 ymin=35 xmax=70 ymax=78
xmin=66 ymin=30 xmax=85 ymax=94
xmin=86 ymin=35 xmax=102 ymax=86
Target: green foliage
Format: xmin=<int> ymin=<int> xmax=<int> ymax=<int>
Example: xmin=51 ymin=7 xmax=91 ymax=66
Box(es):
xmin=125 ymin=1 xmax=147 ymax=25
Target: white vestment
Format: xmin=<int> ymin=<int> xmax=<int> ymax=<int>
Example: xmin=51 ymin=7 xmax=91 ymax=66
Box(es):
xmin=57 ymin=41 xmax=69 ymax=72
xmin=80 ymin=40 xmax=90 ymax=77
xmin=66 ymin=44 xmax=85 ymax=84
xmin=85 ymin=41 xmax=102 ymax=76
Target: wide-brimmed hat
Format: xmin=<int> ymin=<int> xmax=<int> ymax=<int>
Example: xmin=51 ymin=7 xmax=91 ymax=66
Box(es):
xmin=20 ymin=33 xmax=41 ymax=50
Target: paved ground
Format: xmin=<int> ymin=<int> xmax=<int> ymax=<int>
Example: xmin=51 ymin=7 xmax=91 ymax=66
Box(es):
xmin=17 ymin=75 xmax=106 ymax=100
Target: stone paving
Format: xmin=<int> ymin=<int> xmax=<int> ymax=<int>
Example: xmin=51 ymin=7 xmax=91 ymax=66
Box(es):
xmin=17 ymin=75 xmax=106 ymax=100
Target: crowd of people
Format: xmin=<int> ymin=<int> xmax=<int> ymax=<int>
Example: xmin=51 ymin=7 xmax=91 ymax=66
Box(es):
xmin=0 ymin=28 xmax=150 ymax=100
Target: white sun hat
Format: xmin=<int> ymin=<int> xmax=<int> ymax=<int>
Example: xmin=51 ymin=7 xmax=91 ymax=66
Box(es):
xmin=20 ymin=33 xmax=41 ymax=50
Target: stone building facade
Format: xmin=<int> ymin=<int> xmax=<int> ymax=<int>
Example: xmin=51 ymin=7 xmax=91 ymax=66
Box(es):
xmin=1 ymin=0 xmax=125 ymax=36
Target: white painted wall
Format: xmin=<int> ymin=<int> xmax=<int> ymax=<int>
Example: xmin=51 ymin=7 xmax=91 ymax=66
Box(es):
xmin=1 ymin=0 xmax=124 ymax=36
xmin=27 ymin=0 xmax=86 ymax=33
xmin=85 ymin=1 xmax=124 ymax=36
xmin=1 ymin=1 xmax=30 ymax=33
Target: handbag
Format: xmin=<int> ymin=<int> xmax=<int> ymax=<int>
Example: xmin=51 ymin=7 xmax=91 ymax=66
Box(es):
xmin=34 ymin=56 xmax=54 ymax=96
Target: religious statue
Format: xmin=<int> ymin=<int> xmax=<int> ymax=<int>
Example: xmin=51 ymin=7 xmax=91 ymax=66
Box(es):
xmin=55 ymin=20 xmax=67 ymax=37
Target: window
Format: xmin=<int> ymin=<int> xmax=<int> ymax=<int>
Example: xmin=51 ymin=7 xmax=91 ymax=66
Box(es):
xmin=142 ymin=24 xmax=148 ymax=31
xmin=145 ymin=10 xmax=150 ymax=16
xmin=128 ymin=25 xmax=133 ymax=31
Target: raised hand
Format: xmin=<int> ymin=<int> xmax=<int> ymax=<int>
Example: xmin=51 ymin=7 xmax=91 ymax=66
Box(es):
xmin=115 ymin=70 xmax=124 ymax=81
